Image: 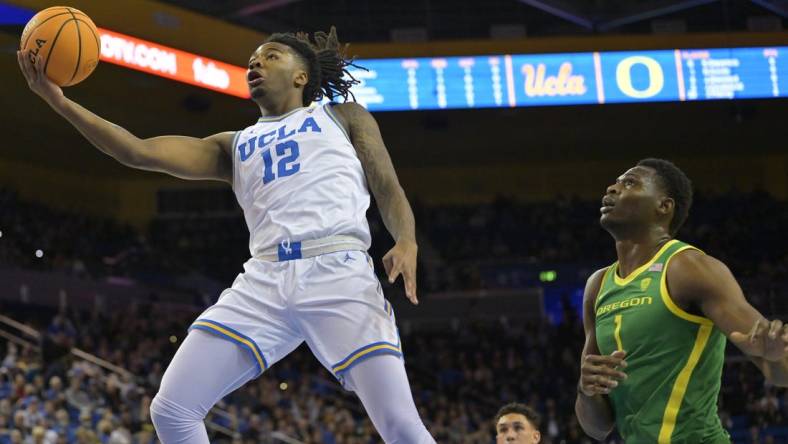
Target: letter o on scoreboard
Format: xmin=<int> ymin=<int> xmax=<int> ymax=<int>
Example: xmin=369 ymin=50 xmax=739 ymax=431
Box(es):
xmin=615 ymin=56 xmax=665 ymax=99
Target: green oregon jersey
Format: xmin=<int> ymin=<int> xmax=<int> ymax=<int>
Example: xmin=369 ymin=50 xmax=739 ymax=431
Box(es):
xmin=595 ymin=240 xmax=730 ymax=444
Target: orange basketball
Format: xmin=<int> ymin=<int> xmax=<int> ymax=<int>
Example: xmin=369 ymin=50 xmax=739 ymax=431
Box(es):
xmin=20 ymin=6 xmax=100 ymax=87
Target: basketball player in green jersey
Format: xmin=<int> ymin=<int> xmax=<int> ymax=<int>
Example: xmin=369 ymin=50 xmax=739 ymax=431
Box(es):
xmin=575 ymin=158 xmax=788 ymax=443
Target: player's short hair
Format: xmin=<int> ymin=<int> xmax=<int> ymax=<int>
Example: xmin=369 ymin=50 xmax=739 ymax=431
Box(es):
xmin=265 ymin=27 xmax=363 ymax=106
xmin=494 ymin=403 xmax=541 ymax=430
xmin=637 ymin=158 xmax=693 ymax=236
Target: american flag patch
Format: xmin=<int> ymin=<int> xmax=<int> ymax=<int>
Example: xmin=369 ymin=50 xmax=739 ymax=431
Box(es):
xmin=648 ymin=263 xmax=664 ymax=272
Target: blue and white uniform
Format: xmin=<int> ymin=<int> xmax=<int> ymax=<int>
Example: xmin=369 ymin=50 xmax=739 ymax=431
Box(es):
xmin=190 ymin=103 xmax=402 ymax=385
xmin=152 ymin=103 xmax=434 ymax=444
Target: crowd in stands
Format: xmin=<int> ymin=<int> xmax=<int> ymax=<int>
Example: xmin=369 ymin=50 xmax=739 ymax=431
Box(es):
xmin=3 ymin=187 xmax=788 ymax=291
xmin=418 ymin=191 xmax=788 ymax=292
xmin=1 ymin=300 xmax=787 ymax=443
xmin=1 ymin=187 xmax=788 ymax=442
xmin=0 ymin=189 xmax=161 ymax=282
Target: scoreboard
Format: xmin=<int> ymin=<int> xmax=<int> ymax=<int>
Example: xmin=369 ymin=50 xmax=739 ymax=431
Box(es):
xmin=346 ymin=46 xmax=788 ymax=111
xmin=3 ymin=3 xmax=785 ymax=109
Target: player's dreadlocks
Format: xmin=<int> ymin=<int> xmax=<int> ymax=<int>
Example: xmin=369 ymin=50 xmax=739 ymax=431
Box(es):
xmin=266 ymin=26 xmax=364 ymax=106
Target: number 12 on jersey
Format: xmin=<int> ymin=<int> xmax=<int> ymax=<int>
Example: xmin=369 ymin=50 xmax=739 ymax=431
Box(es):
xmin=262 ymin=140 xmax=301 ymax=184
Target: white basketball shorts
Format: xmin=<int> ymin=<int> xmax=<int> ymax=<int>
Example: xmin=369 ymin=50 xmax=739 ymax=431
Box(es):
xmin=188 ymin=241 xmax=402 ymax=388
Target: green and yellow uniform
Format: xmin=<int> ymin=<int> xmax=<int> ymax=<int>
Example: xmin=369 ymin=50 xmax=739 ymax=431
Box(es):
xmin=595 ymin=239 xmax=730 ymax=443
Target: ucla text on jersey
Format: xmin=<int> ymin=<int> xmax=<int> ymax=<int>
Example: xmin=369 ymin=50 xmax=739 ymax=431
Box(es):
xmin=231 ymin=104 xmax=372 ymax=258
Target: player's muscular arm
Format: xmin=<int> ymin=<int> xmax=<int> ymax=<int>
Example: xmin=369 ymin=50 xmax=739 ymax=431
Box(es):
xmin=54 ymin=98 xmax=233 ymax=182
xmin=333 ymin=102 xmax=415 ymax=244
xmin=668 ymin=251 xmax=788 ymax=387
xmin=132 ymin=132 xmax=233 ymax=182
xmin=333 ymin=102 xmax=419 ymax=303
xmin=576 ymin=268 xmax=622 ymax=440
xmin=17 ymin=50 xmax=233 ymax=183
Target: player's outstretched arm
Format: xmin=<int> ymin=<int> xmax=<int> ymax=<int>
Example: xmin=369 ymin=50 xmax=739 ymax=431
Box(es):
xmin=332 ymin=102 xmax=419 ymax=304
xmin=17 ymin=50 xmax=233 ymax=183
xmin=576 ymin=268 xmax=623 ymax=440
xmin=668 ymin=250 xmax=788 ymax=387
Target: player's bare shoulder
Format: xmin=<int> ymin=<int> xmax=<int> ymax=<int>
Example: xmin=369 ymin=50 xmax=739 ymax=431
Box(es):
xmin=667 ymin=248 xmax=726 ymax=280
xmin=204 ymin=131 xmax=236 ymax=184
xmin=206 ymin=131 xmax=236 ymax=155
xmin=584 ymin=267 xmax=609 ymax=306
xmin=330 ymin=101 xmax=366 ymax=122
xmin=664 ymin=248 xmax=736 ymax=305
xmin=580 ymin=267 xmax=610 ymax=327
xmin=329 ymin=102 xmax=376 ymax=140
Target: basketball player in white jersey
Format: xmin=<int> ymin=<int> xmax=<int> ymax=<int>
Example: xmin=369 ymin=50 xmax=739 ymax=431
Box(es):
xmin=18 ymin=27 xmax=435 ymax=443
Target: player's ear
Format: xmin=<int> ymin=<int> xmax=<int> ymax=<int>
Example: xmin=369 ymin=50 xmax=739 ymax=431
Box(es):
xmin=533 ymin=430 xmax=541 ymax=443
xmin=658 ymin=196 xmax=674 ymax=217
xmin=293 ymin=68 xmax=308 ymax=89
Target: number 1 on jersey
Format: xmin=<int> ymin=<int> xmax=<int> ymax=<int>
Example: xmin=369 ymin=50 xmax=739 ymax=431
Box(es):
xmin=614 ymin=314 xmax=624 ymax=351
xmin=262 ymin=140 xmax=301 ymax=184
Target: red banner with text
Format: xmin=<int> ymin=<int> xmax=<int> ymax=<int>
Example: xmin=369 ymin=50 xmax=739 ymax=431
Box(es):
xmin=98 ymin=28 xmax=251 ymax=99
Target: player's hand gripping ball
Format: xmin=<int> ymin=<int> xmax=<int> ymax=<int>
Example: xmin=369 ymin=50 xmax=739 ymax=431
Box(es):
xmin=20 ymin=6 xmax=100 ymax=87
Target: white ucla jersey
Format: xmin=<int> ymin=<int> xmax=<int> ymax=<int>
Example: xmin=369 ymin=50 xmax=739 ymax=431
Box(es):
xmin=231 ymin=103 xmax=372 ymax=257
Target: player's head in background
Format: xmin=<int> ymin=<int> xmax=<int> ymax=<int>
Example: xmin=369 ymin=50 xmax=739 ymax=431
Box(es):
xmin=495 ymin=403 xmax=541 ymax=443
xmin=247 ymin=26 xmax=362 ymax=112
xmin=600 ymin=158 xmax=693 ymax=240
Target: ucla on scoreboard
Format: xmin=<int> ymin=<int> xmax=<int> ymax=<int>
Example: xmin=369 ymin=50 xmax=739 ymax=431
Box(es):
xmin=345 ymin=46 xmax=787 ymax=111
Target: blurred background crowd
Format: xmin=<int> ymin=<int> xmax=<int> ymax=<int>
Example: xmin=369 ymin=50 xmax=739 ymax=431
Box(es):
xmin=2 ymin=188 xmax=787 ymax=443
xmin=2 ymin=0 xmax=787 ymax=442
